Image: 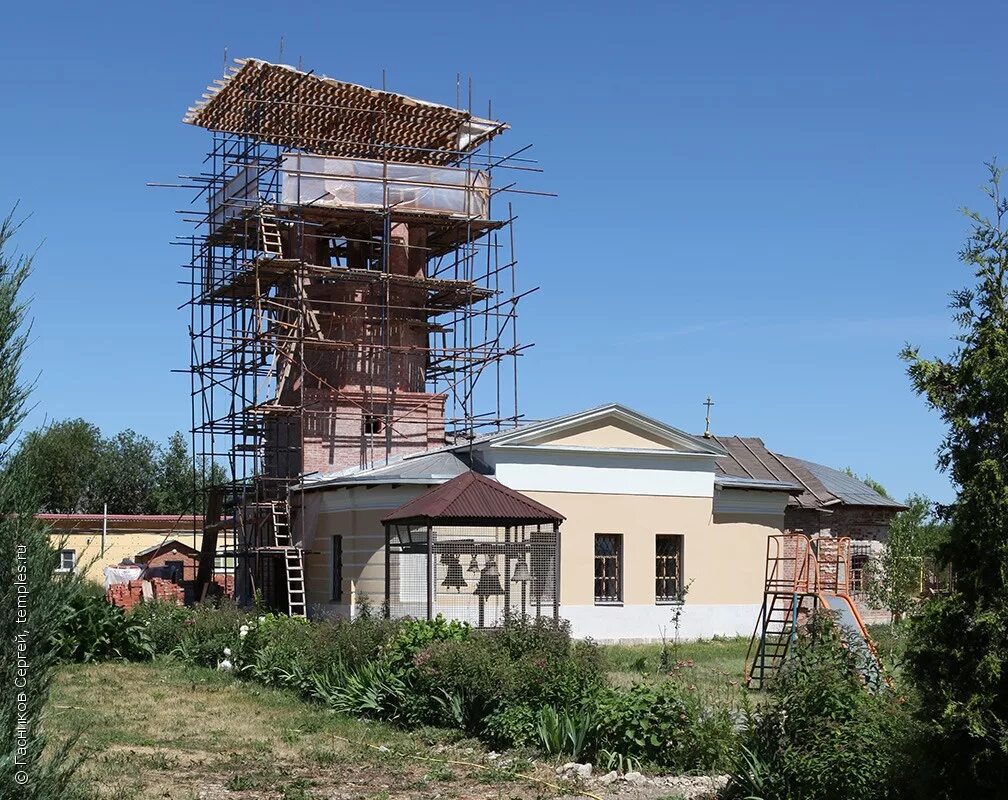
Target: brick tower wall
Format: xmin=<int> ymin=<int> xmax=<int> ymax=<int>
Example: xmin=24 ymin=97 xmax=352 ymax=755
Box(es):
xmin=266 ymin=222 xmax=447 ymax=477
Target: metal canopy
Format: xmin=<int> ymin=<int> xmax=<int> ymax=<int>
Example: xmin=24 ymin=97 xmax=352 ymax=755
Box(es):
xmin=381 ymin=470 xmax=564 ymax=526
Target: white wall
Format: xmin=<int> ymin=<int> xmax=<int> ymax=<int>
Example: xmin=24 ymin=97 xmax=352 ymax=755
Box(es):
xmin=560 ymin=603 xmax=759 ymax=642
xmin=483 ymin=446 xmax=717 ymax=497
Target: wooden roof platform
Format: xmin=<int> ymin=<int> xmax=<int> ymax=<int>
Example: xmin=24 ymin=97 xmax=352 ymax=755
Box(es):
xmin=185 ymin=58 xmax=507 ymax=166
xmin=204 ymin=259 xmax=494 ymax=310
xmin=207 ymin=205 xmax=503 ymax=259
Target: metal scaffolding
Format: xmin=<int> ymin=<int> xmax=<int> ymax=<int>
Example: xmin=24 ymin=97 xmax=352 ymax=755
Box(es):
xmin=164 ymin=58 xmax=541 ymax=612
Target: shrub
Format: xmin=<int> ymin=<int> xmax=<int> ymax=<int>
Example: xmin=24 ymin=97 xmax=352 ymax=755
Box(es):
xmin=384 ymin=615 xmax=469 ymax=674
xmin=54 ymin=581 xmax=153 ymax=663
xmin=511 ymin=638 xmax=604 ymax=709
xmin=485 ymin=703 xmax=538 ymax=748
xmin=725 ymin=612 xmax=910 ymax=800
xmin=171 ymin=602 xmax=248 ymax=668
xmin=308 ymin=611 xmax=400 ymax=671
xmin=130 ymin=599 xmax=191 ymax=655
xmin=412 ymin=635 xmax=515 ymax=729
xmin=238 ymin=613 xmax=313 ymax=684
xmin=590 ymin=681 xmax=736 ymax=773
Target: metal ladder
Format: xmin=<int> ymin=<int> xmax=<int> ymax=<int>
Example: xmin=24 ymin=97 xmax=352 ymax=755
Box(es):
xmin=745 ymin=534 xmax=817 ymax=689
xmin=269 ymin=500 xmax=306 ymax=618
xmin=748 ymin=591 xmax=811 ymax=689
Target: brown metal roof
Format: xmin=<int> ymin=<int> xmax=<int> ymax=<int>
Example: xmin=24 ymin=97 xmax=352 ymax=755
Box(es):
xmin=708 ymin=435 xmax=903 ymax=511
xmin=381 ymin=470 xmax=564 ymax=525
xmin=185 ymin=58 xmax=506 ymax=166
xmin=708 ymin=435 xmax=834 ymax=510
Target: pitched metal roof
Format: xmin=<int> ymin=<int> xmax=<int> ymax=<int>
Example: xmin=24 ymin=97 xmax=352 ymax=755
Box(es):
xmin=783 ymin=456 xmax=906 ymax=508
xmin=381 ymin=470 xmax=564 ymax=525
xmin=450 ymin=403 xmax=727 ymax=456
xmin=708 ymin=435 xmax=904 ymax=511
xmin=301 ymin=449 xmax=481 ymax=490
xmin=714 ymin=475 xmax=805 ymax=494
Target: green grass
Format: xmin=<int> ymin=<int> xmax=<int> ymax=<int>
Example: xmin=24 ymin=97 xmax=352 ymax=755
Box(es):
xmin=600 ymin=636 xmax=751 ymax=690
xmin=600 ymin=625 xmax=903 ymax=695
xmin=44 ymin=659 xmax=560 ymax=799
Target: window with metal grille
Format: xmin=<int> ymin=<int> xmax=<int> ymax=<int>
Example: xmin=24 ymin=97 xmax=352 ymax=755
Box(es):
xmin=331 ymin=535 xmax=343 ymax=601
xmin=655 ymin=534 xmax=684 ymax=602
xmin=850 ymin=547 xmax=871 ymax=595
xmin=594 ymin=534 xmax=622 ymax=604
xmin=55 ymin=549 xmax=76 ymax=574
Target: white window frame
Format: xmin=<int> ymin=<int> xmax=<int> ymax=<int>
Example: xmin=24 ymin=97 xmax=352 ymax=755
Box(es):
xmin=55 ymin=548 xmax=76 ymax=574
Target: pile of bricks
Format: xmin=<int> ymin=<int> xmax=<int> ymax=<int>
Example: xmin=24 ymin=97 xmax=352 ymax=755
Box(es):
xmin=152 ymin=578 xmax=185 ymax=604
xmin=106 ymin=580 xmax=145 ymax=612
xmin=106 ymin=578 xmax=185 ymax=611
xmin=212 ymin=574 xmax=235 ymax=597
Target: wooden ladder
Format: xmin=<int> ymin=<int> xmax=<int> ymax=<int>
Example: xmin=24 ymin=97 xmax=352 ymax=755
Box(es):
xmin=259 ymin=212 xmax=284 ymax=259
xmin=269 ymin=500 xmax=306 ymax=618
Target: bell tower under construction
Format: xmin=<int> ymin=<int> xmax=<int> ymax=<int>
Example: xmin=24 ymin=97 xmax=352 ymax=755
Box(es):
xmin=177 ymin=58 xmax=534 ymax=612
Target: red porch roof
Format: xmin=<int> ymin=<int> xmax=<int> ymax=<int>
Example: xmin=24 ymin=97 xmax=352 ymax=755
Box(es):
xmin=381 ymin=470 xmax=563 ymax=526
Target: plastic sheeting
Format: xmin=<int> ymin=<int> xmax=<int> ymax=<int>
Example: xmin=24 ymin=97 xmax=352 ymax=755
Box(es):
xmin=281 ymin=154 xmax=489 ymax=218
xmin=103 ymin=565 xmax=142 ymax=589
xmin=210 ymin=164 xmax=260 ymax=229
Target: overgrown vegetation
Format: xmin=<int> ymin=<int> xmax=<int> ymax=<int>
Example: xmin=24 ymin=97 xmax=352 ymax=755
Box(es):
xmin=0 ymin=210 xmax=82 ymax=798
xmin=53 ymin=582 xmax=154 ymax=663
xmin=725 ymin=613 xmax=911 ymax=800
xmin=865 ymin=493 xmax=948 ymax=624
xmin=124 ymin=603 xmax=738 ymax=774
xmin=898 ymin=162 xmax=1008 ymax=796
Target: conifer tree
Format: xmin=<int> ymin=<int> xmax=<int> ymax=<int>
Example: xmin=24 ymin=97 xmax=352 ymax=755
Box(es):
xmin=901 ymin=163 xmax=1008 ymax=797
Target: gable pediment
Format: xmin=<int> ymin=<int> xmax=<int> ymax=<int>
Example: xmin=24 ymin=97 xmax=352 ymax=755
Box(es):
xmin=486 ymin=405 xmax=724 ymax=456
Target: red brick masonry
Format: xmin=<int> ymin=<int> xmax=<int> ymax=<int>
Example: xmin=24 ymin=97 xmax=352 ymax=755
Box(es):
xmin=106 ymin=578 xmax=185 ymax=611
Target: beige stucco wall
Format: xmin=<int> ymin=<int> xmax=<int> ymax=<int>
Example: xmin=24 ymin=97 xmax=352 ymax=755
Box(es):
xmin=49 ymin=530 xmax=204 ymax=583
xmin=302 ymin=489 xmax=783 ymax=617
xmin=532 ymin=420 xmax=679 ymax=450
xmin=305 ymin=508 xmax=386 ymax=614
xmin=522 ymin=491 xmax=776 ymax=608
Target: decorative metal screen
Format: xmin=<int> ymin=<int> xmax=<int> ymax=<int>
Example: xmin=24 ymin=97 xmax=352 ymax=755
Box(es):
xmin=386 ymin=524 xmax=559 ymax=627
xmin=594 ymin=533 xmax=622 ymax=603
xmin=655 ymin=534 xmax=683 ymax=602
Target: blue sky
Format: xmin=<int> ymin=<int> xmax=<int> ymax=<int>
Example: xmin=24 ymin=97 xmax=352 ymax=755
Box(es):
xmin=3 ymin=1 xmax=1002 ymax=504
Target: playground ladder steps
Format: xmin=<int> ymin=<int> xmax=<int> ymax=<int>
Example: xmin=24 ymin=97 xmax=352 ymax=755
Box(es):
xmin=749 ymin=592 xmax=801 ymax=689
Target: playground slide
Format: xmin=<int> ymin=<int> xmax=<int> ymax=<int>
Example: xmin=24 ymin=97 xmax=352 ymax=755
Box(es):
xmin=824 ymin=594 xmax=885 ymax=690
